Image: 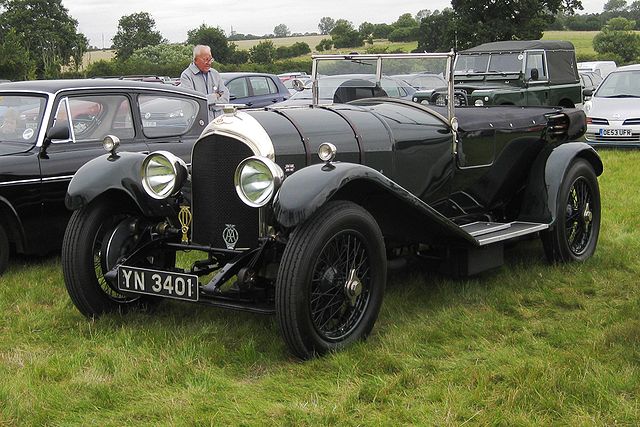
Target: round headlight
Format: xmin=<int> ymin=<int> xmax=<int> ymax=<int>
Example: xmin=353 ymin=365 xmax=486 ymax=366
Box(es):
xmin=141 ymin=151 xmax=188 ymax=199
xmin=318 ymin=142 xmax=337 ymax=162
xmin=102 ymin=134 xmax=120 ymax=153
xmin=234 ymin=156 xmax=284 ymax=207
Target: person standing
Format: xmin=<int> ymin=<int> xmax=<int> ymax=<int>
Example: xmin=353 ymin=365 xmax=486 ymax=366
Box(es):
xmin=180 ymin=45 xmax=229 ymax=120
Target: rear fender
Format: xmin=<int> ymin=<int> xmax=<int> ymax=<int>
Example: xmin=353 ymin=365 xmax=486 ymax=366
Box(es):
xmin=65 ymin=152 xmax=176 ymax=217
xmin=519 ymin=142 xmax=603 ymax=225
xmin=273 ymin=162 xmax=476 ymax=246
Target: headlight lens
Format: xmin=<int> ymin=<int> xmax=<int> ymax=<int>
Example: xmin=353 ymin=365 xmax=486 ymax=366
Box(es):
xmin=141 ymin=151 xmax=188 ymax=199
xmin=235 ymin=156 xmax=284 ymax=207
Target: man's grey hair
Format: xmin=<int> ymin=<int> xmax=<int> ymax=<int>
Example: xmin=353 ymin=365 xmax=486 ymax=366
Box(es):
xmin=192 ymin=45 xmax=211 ymax=60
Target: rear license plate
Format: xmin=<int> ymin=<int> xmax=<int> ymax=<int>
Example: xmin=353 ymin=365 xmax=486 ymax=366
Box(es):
xmin=117 ymin=266 xmax=199 ymax=301
xmin=599 ymin=128 xmax=631 ymax=136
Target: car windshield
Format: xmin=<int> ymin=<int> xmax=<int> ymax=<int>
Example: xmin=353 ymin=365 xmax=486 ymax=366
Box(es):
xmin=455 ymin=52 xmax=522 ymax=74
xmin=297 ymin=54 xmax=449 ymax=105
xmin=594 ymin=70 xmax=640 ymax=98
xmin=0 ymin=95 xmax=47 ymax=144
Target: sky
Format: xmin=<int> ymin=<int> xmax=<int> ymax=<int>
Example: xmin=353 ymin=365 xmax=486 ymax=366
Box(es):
xmin=61 ymin=0 xmax=608 ymax=49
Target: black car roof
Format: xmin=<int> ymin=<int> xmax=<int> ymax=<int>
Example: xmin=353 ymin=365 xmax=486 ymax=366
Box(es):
xmin=0 ymin=79 xmax=205 ymax=98
xmin=462 ymin=40 xmax=575 ymax=53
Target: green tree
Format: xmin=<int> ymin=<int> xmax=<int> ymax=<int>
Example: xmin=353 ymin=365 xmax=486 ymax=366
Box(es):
xmin=330 ymin=19 xmax=364 ymax=49
xmin=273 ymin=24 xmax=290 ymax=38
xmin=415 ymin=9 xmax=432 ymax=22
xmin=318 ymin=17 xmax=336 ymax=35
xmin=416 ymin=9 xmax=457 ymax=52
xmin=604 ymin=0 xmax=628 ymax=12
xmin=0 ymin=0 xmax=87 ymax=78
xmin=394 ymin=13 xmax=418 ymax=27
xmin=315 ymin=38 xmax=333 ymax=51
xmin=186 ymin=24 xmax=231 ymax=63
xmin=250 ymin=40 xmax=275 ymax=63
xmin=112 ymin=12 xmax=164 ymax=61
xmin=593 ymin=17 xmax=640 ymax=62
xmin=0 ymin=29 xmax=36 ymax=80
xmin=358 ymin=22 xmax=375 ymax=38
xmin=448 ymin=0 xmax=584 ymax=50
xmin=372 ymin=23 xmax=394 ymax=39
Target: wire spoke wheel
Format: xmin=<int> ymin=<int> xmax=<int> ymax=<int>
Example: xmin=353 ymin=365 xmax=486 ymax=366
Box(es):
xmin=276 ymin=201 xmax=386 ymax=359
xmin=310 ymin=230 xmax=371 ymax=341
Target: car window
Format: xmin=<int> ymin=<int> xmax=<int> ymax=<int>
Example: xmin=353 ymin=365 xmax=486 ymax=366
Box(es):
xmin=525 ymin=52 xmax=547 ymax=80
xmin=455 ymin=54 xmax=489 ymax=74
xmin=227 ymin=78 xmax=249 ymax=98
xmin=266 ymin=77 xmax=278 ymax=94
xmin=53 ymin=95 xmax=134 ymax=142
xmin=249 ymin=76 xmax=273 ymax=96
xmin=0 ymin=95 xmax=46 ymax=143
xmin=488 ymin=53 xmax=522 ymax=73
xmin=139 ymin=94 xmax=199 ymax=138
xmin=380 ymin=78 xmax=400 ymax=97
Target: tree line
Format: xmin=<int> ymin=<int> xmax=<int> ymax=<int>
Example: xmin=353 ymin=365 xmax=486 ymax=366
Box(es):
xmin=1 ymin=0 xmax=637 ymax=81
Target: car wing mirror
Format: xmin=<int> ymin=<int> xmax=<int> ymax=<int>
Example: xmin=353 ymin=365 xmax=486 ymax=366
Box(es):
xmin=40 ymin=123 xmax=70 ymax=158
xmin=529 ymin=68 xmax=539 ymax=81
xmin=582 ymin=88 xmax=593 ymax=98
xmin=292 ymin=79 xmax=306 ymax=92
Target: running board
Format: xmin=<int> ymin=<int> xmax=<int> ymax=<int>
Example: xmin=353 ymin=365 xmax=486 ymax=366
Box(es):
xmin=461 ymin=221 xmax=549 ymax=246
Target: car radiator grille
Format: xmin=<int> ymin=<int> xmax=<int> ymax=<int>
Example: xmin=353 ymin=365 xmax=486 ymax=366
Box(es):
xmin=191 ymin=136 xmax=258 ymax=249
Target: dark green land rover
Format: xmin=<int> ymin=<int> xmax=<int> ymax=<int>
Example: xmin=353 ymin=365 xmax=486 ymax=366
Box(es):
xmin=413 ymin=40 xmax=582 ymax=108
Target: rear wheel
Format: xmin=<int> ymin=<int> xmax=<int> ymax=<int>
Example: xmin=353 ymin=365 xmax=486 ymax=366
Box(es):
xmin=62 ymin=197 xmax=174 ymax=317
xmin=276 ymin=201 xmax=386 ymax=359
xmin=542 ymin=159 xmax=600 ymax=262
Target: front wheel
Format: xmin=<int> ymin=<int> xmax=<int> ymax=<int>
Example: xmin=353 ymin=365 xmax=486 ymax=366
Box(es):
xmin=276 ymin=201 xmax=386 ymax=359
xmin=542 ymin=158 xmax=601 ymax=263
xmin=62 ymin=197 xmax=174 ymax=317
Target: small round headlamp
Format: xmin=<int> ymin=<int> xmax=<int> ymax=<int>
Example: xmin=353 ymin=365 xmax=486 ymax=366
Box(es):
xmin=318 ymin=142 xmax=337 ymax=162
xmin=235 ymin=156 xmax=284 ymax=207
xmin=102 ymin=135 xmax=120 ymax=154
xmin=141 ymin=151 xmax=188 ymax=199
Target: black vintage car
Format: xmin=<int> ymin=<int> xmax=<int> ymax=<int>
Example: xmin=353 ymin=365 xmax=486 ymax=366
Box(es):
xmin=0 ymin=79 xmax=208 ymax=274
xmin=61 ymin=53 xmax=602 ymax=359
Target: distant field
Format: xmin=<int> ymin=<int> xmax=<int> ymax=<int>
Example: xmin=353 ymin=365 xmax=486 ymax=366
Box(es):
xmin=82 ymin=31 xmax=601 ymax=68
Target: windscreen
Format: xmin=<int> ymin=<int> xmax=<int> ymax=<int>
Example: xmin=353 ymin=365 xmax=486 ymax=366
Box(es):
xmin=595 ymin=70 xmax=640 ymax=98
xmin=0 ymin=95 xmax=47 ymax=143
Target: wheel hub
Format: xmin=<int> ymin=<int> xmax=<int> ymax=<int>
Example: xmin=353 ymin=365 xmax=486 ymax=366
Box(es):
xmin=583 ymin=202 xmax=592 ymax=224
xmin=344 ymin=269 xmax=362 ymax=306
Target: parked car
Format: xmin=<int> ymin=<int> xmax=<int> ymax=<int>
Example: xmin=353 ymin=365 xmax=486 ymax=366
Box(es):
xmin=278 ymin=72 xmax=309 ymax=82
xmin=577 ymin=61 xmax=617 ymax=79
xmin=221 ymin=72 xmax=289 ymax=108
xmin=579 ymin=70 xmax=603 ymax=94
xmin=61 ymin=53 xmax=602 ymax=359
xmin=0 ymin=79 xmax=208 ymax=274
xmin=413 ymin=40 xmax=582 ymax=108
xmin=278 ymin=74 xmax=416 ymax=105
xmin=583 ymin=64 xmax=640 ymax=148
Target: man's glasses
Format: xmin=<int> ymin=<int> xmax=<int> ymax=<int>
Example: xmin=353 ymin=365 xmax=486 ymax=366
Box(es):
xmin=199 ymin=56 xmax=214 ymax=63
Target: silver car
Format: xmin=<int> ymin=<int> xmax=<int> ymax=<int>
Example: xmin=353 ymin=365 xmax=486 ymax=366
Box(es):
xmin=583 ymin=64 xmax=640 ymax=148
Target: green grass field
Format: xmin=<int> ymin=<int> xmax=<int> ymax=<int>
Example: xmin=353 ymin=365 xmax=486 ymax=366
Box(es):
xmin=1 ymin=149 xmax=639 ymax=424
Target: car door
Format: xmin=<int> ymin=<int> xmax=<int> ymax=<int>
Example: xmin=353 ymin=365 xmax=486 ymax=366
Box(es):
xmin=247 ymin=75 xmax=287 ymax=107
xmin=525 ymin=50 xmax=549 ymax=105
xmin=38 ymin=92 xmax=149 ymax=246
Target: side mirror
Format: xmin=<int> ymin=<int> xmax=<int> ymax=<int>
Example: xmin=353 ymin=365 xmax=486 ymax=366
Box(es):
xmin=530 ymin=68 xmax=539 ymax=81
xmin=292 ymin=79 xmax=306 ymax=92
xmin=40 ymin=123 xmax=70 ymax=158
xmin=583 ymin=88 xmax=593 ymax=98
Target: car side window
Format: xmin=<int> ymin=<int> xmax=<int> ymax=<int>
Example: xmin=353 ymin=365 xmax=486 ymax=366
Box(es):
xmin=249 ymin=76 xmax=272 ymax=96
xmin=525 ymin=52 xmax=547 ymax=81
xmin=139 ymin=94 xmax=199 ymax=138
xmin=227 ymin=78 xmax=249 ymax=98
xmin=54 ymin=95 xmax=134 ymax=142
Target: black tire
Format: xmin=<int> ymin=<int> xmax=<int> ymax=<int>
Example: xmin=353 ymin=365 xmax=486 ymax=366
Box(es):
xmin=0 ymin=224 xmax=9 ymax=275
xmin=276 ymin=201 xmax=386 ymax=359
xmin=542 ymin=158 xmax=600 ymax=263
xmin=62 ymin=197 xmax=173 ymax=317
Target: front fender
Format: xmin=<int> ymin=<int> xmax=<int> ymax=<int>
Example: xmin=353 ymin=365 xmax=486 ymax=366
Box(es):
xmin=519 ymin=141 xmax=603 ymax=224
xmin=65 ymin=152 xmax=174 ymax=217
xmin=273 ymin=162 xmax=476 ymax=246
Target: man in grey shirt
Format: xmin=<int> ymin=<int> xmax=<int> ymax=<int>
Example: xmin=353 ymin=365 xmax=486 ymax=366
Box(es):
xmin=180 ymin=45 xmax=230 ymax=120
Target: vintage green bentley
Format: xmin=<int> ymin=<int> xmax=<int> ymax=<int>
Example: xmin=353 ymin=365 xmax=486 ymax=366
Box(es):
xmin=62 ymin=53 xmax=602 ymax=359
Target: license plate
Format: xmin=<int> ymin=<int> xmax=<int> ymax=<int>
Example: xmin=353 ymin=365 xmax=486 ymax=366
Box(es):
xmin=599 ymin=128 xmax=631 ymax=136
xmin=117 ymin=266 xmax=199 ymax=301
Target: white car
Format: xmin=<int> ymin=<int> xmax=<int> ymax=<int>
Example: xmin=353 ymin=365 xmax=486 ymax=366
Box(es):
xmin=583 ymin=64 xmax=640 ymax=148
